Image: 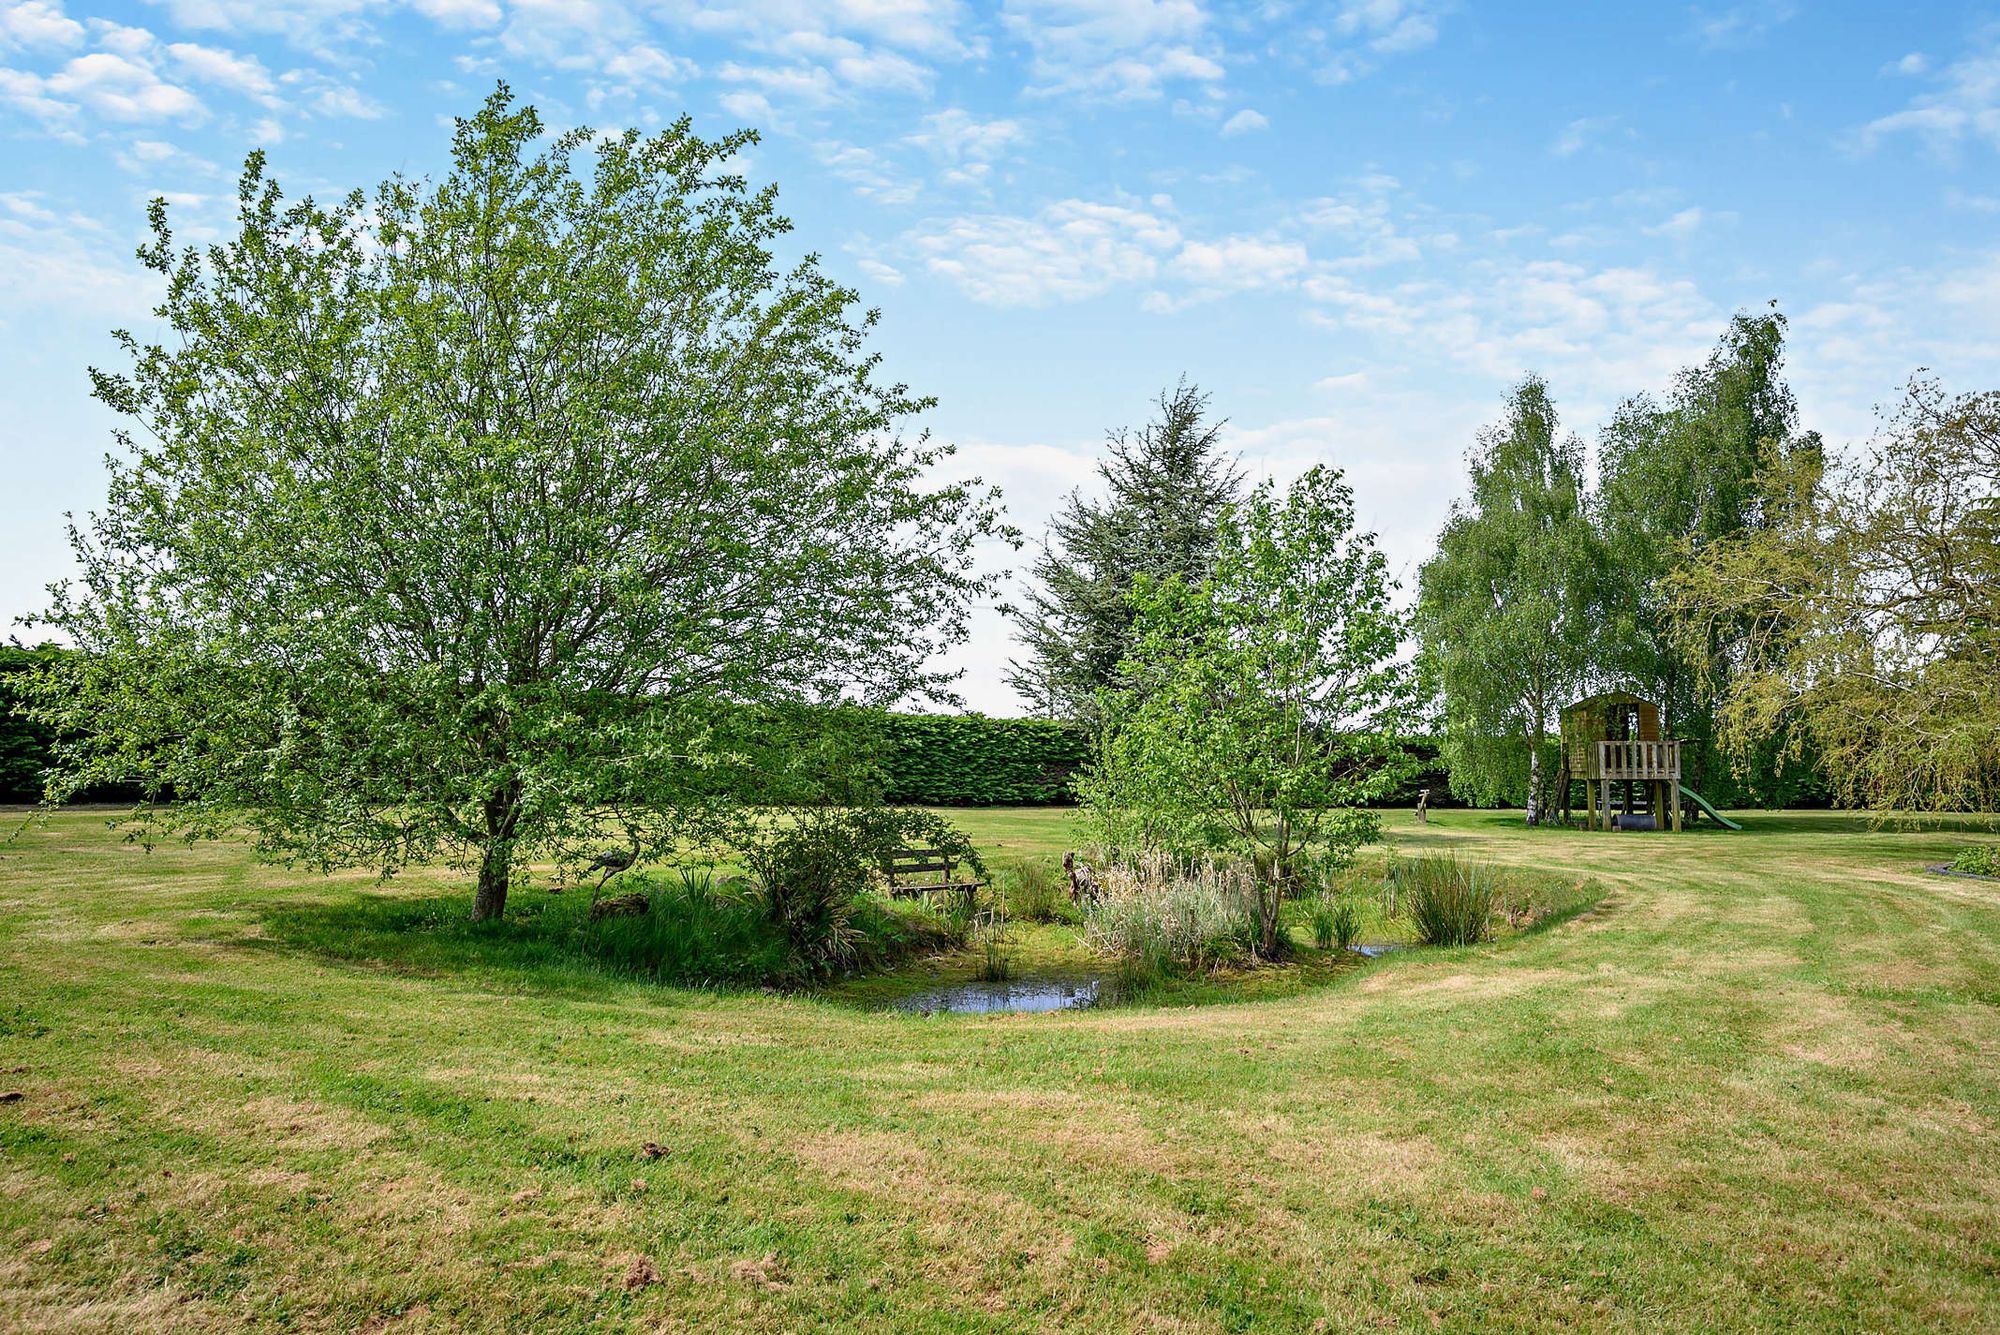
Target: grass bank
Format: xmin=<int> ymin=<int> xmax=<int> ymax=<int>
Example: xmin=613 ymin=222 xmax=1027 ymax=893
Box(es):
xmin=2 ymin=806 xmax=1997 ymax=1331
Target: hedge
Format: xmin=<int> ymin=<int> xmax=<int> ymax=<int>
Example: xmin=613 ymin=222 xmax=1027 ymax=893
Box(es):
xmin=870 ymin=712 xmax=1090 ymax=806
xmin=0 ymin=645 xmax=60 ymax=802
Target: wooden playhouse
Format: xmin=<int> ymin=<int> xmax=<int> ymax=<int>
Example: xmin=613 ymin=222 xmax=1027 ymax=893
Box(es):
xmin=1559 ymin=692 xmax=1684 ymax=831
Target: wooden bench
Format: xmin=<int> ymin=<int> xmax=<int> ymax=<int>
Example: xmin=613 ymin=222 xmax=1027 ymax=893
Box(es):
xmin=883 ymin=846 xmax=985 ymax=909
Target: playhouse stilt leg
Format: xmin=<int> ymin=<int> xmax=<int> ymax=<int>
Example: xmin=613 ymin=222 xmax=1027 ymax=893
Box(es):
xmin=1600 ymin=779 xmax=1612 ymax=831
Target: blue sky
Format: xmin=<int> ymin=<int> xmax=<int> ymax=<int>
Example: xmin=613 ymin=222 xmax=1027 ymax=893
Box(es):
xmin=2 ymin=1 xmax=1997 ymax=712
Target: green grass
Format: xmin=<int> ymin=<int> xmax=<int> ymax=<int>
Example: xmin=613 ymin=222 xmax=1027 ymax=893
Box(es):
xmin=3 ymin=804 xmax=1999 ymax=1331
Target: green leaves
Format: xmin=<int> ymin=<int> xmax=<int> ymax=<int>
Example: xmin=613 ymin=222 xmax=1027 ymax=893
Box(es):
xmin=1667 ymin=378 xmax=2000 ymax=814
xmin=28 ymin=85 xmax=1009 ymax=917
xmin=1416 ymin=376 xmax=1604 ymax=819
xmin=1007 ymin=381 xmax=1241 ymax=723
xmin=1081 ymin=465 xmax=1413 ymax=946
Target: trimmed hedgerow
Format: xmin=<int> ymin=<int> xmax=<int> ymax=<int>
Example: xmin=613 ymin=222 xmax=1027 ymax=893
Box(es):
xmin=870 ymin=712 xmax=1090 ymax=806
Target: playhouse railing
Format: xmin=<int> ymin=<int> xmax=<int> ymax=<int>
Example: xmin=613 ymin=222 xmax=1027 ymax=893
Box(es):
xmin=1596 ymin=739 xmax=1681 ymax=781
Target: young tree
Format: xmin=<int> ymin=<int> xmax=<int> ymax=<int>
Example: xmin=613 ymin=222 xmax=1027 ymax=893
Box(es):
xmin=1416 ymin=376 xmax=1604 ymax=823
xmin=1006 ymin=381 xmax=1241 ymax=722
xmin=1596 ymin=307 xmax=1818 ymax=795
xmin=1079 ymin=466 xmax=1409 ymax=956
xmin=1667 ymin=378 xmax=2000 ymax=812
xmin=25 ymin=88 xmax=1007 ymax=920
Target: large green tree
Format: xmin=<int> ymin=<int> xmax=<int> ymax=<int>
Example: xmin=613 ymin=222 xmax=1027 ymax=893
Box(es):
xmin=1596 ymin=307 xmax=1820 ymax=796
xmin=1080 ymin=466 xmax=1409 ymax=955
xmin=1668 ymin=378 xmax=2000 ymax=812
xmin=1416 ymin=376 xmax=1604 ymax=823
xmin=25 ymin=88 xmax=1006 ymax=920
xmin=1005 ymin=381 xmax=1241 ymax=722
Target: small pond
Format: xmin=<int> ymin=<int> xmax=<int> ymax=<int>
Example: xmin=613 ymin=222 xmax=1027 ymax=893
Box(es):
xmin=881 ymin=975 xmax=1122 ymax=1016
xmin=1351 ymin=943 xmax=1404 ymax=958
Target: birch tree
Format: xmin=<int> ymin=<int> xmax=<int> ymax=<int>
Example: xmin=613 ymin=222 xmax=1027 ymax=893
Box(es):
xmin=1416 ymin=377 xmax=1604 ymax=822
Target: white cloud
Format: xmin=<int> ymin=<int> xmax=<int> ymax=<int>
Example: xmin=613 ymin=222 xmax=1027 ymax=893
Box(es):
xmin=1858 ymin=31 xmax=2000 ymax=156
xmin=0 ymin=196 xmax=155 ymax=314
xmin=1551 ymin=115 xmax=1617 ymax=157
xmin=1689 ymin=1 xmax=1799 ymax=51
xmin=0 ymin=0 xmax=83 ymax=50
xmin=29 ymin=50 xmax=205 ymax=123
xmin=600 ymin=43 xmax=696 ymax=84
xmin=908 ymin=107 xmax=1027 ymax=162
xmin=166 ymin=41 xmax=276 ymax=102
xmin=913 ymin=198 xmax=1182 ymax=305
xmin=316 ymin=83 xmax=381 ymax=116
xmin=1644 ymin=206 xmax=1709 ymax=240
xmin=1002 ymin=0 xmax=1224 ymax=102
xmin=857 ymin=257 xmax=905 ymax=287
xmin=1219 ymin=107 xmax=1266 ymax=136
xmin=818 ymin=140 xmax=922 ymax=204
xmin=1306 ymin=0 xmax=1446 ymax=84
xmin=1303 ymin=256 xmax=1721 ymax=415
xmin=718 ymin=89 xmax=774 ymax=124
xmin=1165 ymin=233 xmax=1307 ymax=292
xmin=1886 ymin=52 xmax=1927 ymax=77
xmin=113 ymin=135 xmax=221 ymax=176
xmin=1296 ymin=182 xmax=1423 ymax=269
xmin=684 ymin=0 xmax=978 ymax=61
xmin=718 ymin=60 xmax=840 ymax=104
xmin=409 ymin=0 xmax=500 ymax=27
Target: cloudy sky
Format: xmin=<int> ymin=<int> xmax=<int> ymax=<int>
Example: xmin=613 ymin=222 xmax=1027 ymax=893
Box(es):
xmin=3 ymin=1 xmax=1997 ymax=712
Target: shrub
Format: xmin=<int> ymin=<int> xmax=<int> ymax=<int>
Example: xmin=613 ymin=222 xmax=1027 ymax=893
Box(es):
xmin=1398 ymin=854 xmax=1497 ymax=947
xmin=743 ymin=806 xmax=984 ymax=977
xmin=1950 ymin=844 xmax=2000 ymax=876
xmin=997 ymin=857 xmax=1069 ymax=923
xmin=1084 ymin=855 xmax=1259 ymax=983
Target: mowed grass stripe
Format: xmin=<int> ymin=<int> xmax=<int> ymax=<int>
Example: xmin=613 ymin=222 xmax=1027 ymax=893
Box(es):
xmin=2 ymin=807 xmax=1997 ymax=1330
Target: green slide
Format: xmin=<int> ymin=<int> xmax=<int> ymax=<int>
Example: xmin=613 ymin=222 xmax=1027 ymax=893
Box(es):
xmin=1678 ymin=784 xmax=1743 ymax=830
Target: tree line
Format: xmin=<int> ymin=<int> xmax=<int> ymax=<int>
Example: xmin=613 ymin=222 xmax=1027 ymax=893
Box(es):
xmin=13 ymin=88 xmax=1996 ymax=926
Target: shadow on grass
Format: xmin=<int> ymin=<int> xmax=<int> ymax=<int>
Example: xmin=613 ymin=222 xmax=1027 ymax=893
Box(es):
xmin=254 ymin=888 xmax=669 ymax=998
xmin=254 ymin=876 xmax=963 ymax=1002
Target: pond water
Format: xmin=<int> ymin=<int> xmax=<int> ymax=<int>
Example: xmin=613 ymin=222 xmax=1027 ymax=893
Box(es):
xmin=1351 ymin=943 xmax=1404 ymax=958
xmin=883 ymin=975 xmax=1120 ymax=1016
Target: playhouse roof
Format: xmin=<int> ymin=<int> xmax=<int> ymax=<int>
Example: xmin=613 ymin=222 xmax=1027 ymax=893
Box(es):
xmin=1560 ymin=691 xmax=1661 ymax=730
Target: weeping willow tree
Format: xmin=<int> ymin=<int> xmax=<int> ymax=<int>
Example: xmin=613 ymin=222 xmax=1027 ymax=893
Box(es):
xmin=1667 ymin=378 xmax=2000 ymax=812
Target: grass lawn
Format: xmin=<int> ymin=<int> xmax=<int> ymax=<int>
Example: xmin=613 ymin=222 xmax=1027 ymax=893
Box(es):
xmin=2 ymin=805 xmax=1998 ymax=1331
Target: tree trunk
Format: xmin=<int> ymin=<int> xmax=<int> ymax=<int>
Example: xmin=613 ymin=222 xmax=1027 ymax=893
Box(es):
xmin=473 ymin=842 xmax=510 ymax=921
xmin=470 ymin=777 xmax=521 ymax=922
xmin=1525 ymin=745 xmax=1542 ymax=826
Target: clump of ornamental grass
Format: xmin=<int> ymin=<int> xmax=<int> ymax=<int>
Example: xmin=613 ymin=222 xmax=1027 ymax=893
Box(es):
xmin=1308 ymin=894 xmax=1339 ymax=950
xmin=1330 ymin=895 xmax=1363 ymax=951
xmin=1084 ymin=854 xmax=1260 ymax=985
xmin=1397 ymin=854 xmax=1498 ymax=947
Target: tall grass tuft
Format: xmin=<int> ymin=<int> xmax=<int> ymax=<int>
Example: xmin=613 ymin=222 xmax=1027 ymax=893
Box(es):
xmin=1084 ymin=854 xmax=1259 ymax=984
xmin=1398 ymin=854 xmax=1497 ymax=946
xmin=974 ymin=910 xmax=1012 ymax=982
xmin=1330 ymin=895 xmax=1363 ymax=951
xmin=582 ymin=873 xmax=792 ymax=986
xmin=1308 ymin=894 xmax=1338 ymax=950
xmin=997 ymin=857 xmax=1069 ymax=922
